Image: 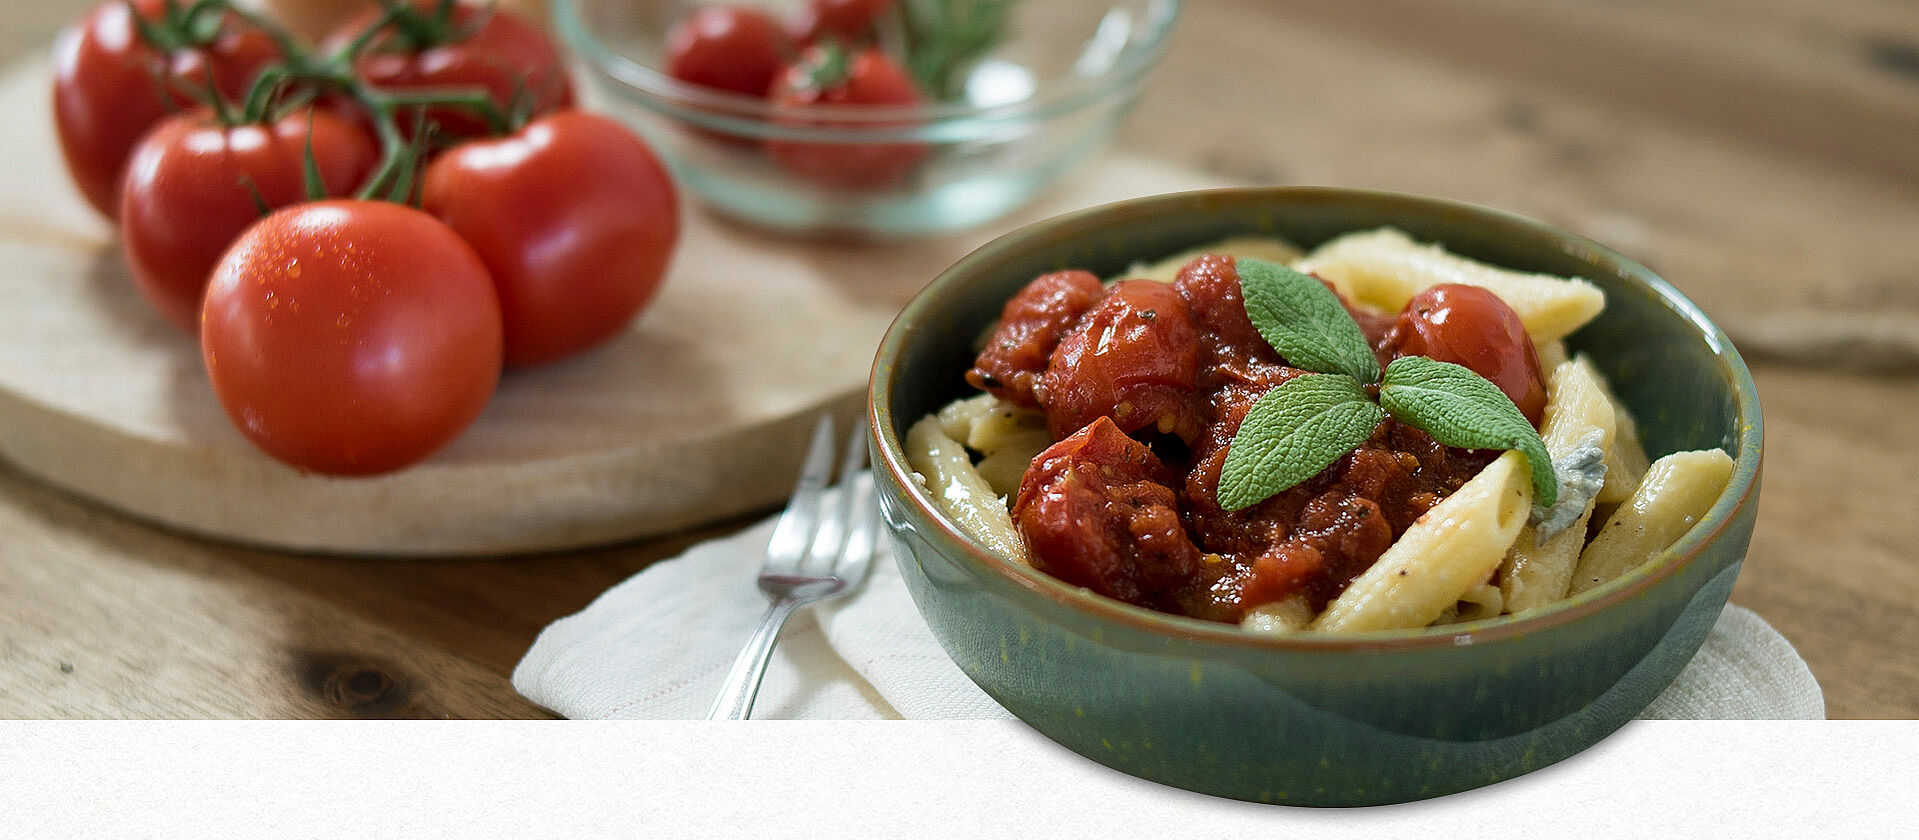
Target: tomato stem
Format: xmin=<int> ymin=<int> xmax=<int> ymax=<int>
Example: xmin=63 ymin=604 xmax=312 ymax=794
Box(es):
xmin=128 ymin=0 xmax=521 ymax=202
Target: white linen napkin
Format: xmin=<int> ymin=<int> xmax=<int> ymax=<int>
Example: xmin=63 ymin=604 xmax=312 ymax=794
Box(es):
xmin=513 ymin=485 xmax=1825 ymax=721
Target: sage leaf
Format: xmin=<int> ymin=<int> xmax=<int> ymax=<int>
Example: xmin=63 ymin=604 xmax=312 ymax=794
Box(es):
xmin=1218 ymin=373 xmax=1387 ymax=511
xmin=1379 ymin=356 xmax=1558 ymax=506
xmin=1238 ymin=257 xmax=1381 ymax=384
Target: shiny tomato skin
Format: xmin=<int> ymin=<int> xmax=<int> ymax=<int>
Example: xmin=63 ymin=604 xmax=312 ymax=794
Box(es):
xmin=52 ymin=0 xmax=280 ymax=218
xmin=666 ymin=5 xmax=789 ymax=97
xmin=119 ymin=109 xmax=378 ymax=332
xmin=201 ymin=201 xmax=503 ymax=476
xmin=1389 ymin=283 xmax=1548 ymax=425
xmin=766 ymin=46 xmax=927 ymax=191
xmin=421 ymin=111 xmax=679 ymax=366
xmin=327 ymin=3 xmax=573 ymax=141
xmin=1038 ymin=279 xmax=1202 ymax=442
xmin=786 ymin=0 xmax=892 ymax=46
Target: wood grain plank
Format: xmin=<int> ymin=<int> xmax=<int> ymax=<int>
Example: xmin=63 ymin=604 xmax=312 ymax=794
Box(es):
xmin=0 ymin=461 xmax=546 ymax=717
xmin=1246 ymin=0 xmax=1919 ymax=191
xmin=1732 ymin=367 xmax=1919 ymax=720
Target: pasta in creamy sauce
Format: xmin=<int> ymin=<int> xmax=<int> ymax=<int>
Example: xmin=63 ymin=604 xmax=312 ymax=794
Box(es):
xmin=908 ymin=228 xmax=1732 ymax=633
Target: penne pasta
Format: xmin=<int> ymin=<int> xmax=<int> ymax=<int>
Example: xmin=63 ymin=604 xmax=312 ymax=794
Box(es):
xmin=1579 ymin=352 xmax=1653 ymax=505
xmin=1293 ymin=227 xmax=1605 ymax=345
xmin=976 ymin=443 xmax=1046 ymax=498
xmin=1239 ymin=594 xmax=1316 ymax=635
xmin=1500 ymin=357 xmax=1618 ymax=613
xmin=1535 ymin=339 xmax=1569 ymax=373
xmin=905 ymin=416 xmax=1031 ymax=565
xmin=1569 ymin=449 xmax=1735 ymax=596
xmin=1313 ymin=452 xmax=1533 ymax=632
xmin=1123 ymin=235 xmax=1306 ymax=282
xmin=1443 ymin=583 xmax=1505 ymax=624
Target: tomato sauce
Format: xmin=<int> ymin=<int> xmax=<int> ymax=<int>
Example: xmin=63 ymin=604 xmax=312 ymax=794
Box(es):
xmin=971 ymin=256 xmax=1502 ymax=623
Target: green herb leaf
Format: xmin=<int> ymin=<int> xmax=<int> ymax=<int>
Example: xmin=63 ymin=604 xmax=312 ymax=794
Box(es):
xmin=893 ymin=0 xmax=1019 ymax=100
xmin=1379 ymin=356 xmax=1557 ymax=506
xmin=1218 ymin=373 xmax=1387 ymax=511
xmin=1237 ymin=257 xmax=1381 ymax=384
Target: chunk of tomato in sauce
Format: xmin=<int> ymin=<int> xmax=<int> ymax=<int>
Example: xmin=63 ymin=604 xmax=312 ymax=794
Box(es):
xmin=1013 ymin=416 xmax=1202 ymax=609
xmin=1386 ymin=283 xmax=1548 ymax=426
xmin=967 ymin=270 xmax=1104 ymax=408
xmin=1039 ymin=279 xmax=1203 ymax=441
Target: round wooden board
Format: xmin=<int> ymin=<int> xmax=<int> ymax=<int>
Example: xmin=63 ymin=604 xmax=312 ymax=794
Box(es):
xmin=0 ymin=60 xmax=1224 ymax=556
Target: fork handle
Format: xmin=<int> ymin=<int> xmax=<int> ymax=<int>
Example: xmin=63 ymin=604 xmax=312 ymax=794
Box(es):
xmin=706 ymin=597 xmax=805 ymax=720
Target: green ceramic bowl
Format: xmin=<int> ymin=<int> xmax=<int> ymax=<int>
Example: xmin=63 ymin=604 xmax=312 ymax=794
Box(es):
xmin=866 ymin=188 xmax=1763 ymax=806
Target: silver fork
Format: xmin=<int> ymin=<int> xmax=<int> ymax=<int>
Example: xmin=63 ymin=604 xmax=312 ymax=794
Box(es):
xmin=706 ymin=415 xmax=879 ymax=720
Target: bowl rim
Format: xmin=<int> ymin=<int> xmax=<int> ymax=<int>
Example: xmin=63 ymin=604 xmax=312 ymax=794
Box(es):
xmin=551 ymin=0 xmax=1185 ymax=129
xmin=867 ymin=185 xmax=1764 ymax=653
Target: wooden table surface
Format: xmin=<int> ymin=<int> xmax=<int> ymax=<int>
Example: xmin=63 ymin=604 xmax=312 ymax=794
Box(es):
xmin=3 ymin=0 xmax=1915 ymax=719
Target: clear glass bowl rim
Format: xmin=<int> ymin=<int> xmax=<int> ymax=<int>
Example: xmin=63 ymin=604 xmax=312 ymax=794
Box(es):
xmin=552 ymin=0 xmax=1185 ymax=130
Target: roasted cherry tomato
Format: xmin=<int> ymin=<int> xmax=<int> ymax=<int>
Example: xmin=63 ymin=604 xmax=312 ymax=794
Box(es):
xmin=201 ymin=200 xmax=503 ymax=476
xmin=1013 ymin=416 xmax=1202 ymax=609
xmin=766 ymin=45 xmax=926 ymax=190
xmin=665 ymin=4 xmax=789 ymax=97
xmin=1387 ymin=283 xmax=1548 ymax=425
xmin=786 ymin=0 xmax=892 ymax=47
xmin=119 ymin=108 xmax=377 ymax=331
xmin=422 ymin=111 xmax=680 ymax=366
xmin=1038 ymin=279 xmax=1202 ymax=442
xmin=325 ymin=2 xmax=573 ymax=141
xmin=52 ymin=0 xmax=280 ymax=217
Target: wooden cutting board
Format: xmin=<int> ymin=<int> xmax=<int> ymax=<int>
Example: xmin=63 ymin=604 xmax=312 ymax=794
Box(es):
xmin=0 ymin=60 xmax=1226 ymax=556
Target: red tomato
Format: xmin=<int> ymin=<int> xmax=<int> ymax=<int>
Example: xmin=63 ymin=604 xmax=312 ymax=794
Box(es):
xmin=326 ymin=2 xmax=573 ymax=141
xmin=1387 ymin=283 xmax=1548 ymax=425
xmin=665 ymin=5 xmax=789 ymax=98
xmin=1012 ymin=416 xmax=1201 ymax=607
xmin=1038 ymin=279 xmax=1202 ymax=442
xmin=766 ymin=46 xmax=927 ymax=191
xmin=786 ymin=0 xmax=892 ymax=47
xmin=52 ymin=0 xmax=280 ymax=217
xmin=200 ymin=201 xmax=503 ymax=476
xmin=422 ymin=111 xmax=679 ymax=366
xmin=119 ymin=109 xmax=377 ymax=332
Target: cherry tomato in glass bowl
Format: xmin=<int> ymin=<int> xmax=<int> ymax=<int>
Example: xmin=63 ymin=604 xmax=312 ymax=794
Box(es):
xmin=324 ymin=1 xmax=574 ymax=141
xmin=765 ymin=45 xmax=928 ymax=191
xmin=52 ymin=0 xmax=281 ymax=218
xmin=200 ymin=200 xmax=503 ymax=476
xmin=1386 ymin=283 xmax=1548 ymax=425
xmin=786 ymin=0 xmax=893 ymax=47
xmin=665 ymin=4 xmax=789 ymax=98
xmin=119 ymin=108 xmax=377 ymax=332
xmin=422 ymin=110 xmax=679 ymax=367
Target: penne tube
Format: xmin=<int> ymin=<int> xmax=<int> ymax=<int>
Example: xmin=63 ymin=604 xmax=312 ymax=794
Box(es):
xmin=935 ymin=392 xmax=1049 ymax=455
xmin=1535 ymin=339 xmax=1569 ymax=373
xmin=976 ymin=443 xmax=1046 ymax=498
xmin=1568 ymin=449 xmax=1735 ymax=595
xmin=935 ymin=392 xmax=997 ymax=442
xmin=1451 ymin=582 xmax=1505 ymax=623
xmin=905 ymin=416 xmax=1030 ymax=565
xmin=1240 ymin=594 xmax=1316 ymax=635
xmin=1500 ymin=358 xmax=1619 ymax=613
xmin=1294 ymin=227 xmax=1605 ymax=345
xmin=1123 ymin=235 xmax=1306 ymax=283
xmin=1582 ymin=353 xmax=1653 ymax=505
xmin=1313 ymin=452 xmax=1532 ymax=632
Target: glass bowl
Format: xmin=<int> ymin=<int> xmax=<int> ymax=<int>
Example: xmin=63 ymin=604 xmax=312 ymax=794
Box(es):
xmin=552 ymin=0 xmax=1182 ymax=237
